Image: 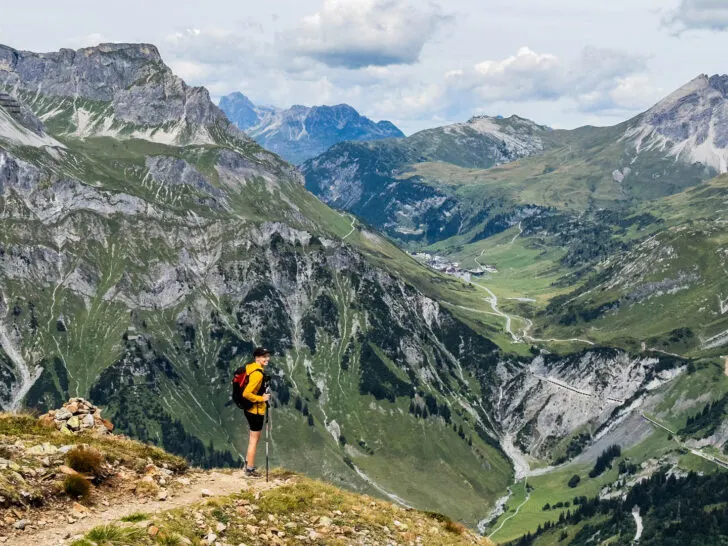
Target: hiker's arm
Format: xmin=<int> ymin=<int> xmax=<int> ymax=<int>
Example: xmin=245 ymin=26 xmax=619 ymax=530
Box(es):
xmin=243 ymin=372 xmax=265 ymax=403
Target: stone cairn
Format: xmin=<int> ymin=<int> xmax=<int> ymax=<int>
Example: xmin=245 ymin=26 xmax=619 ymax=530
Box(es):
xmin=38 ymin=398 xmax=114 ymax=436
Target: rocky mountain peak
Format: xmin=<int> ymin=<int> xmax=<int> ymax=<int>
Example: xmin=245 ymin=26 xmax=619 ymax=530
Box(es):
xmin=625 ymin=73 xmax=728 ymax=173
xmin=0 ymin=43 xmax=165 ymax=102
xmin=220 ymin=93 xmax=404 ymax=163
xmin=80 ymin=42 xmax=162 ymax=61
xmin=708 ymin=73 xmax=728 ymax=95
xmin=464 ymin=114 xmax=548 ymax=134
xmin=218 ymin=91 xmax=261 ymax=130
xmin=0 ymin=42 xmax=245 ymax=146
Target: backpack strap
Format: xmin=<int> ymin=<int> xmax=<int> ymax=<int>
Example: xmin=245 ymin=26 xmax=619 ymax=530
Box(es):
xmin=246 ymin=369 xmax=265 ymax=395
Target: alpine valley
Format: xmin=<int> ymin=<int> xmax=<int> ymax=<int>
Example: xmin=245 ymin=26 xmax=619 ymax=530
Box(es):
xmin=303 ymin=74 xmax=728 ymax=542
xmin=1 ymin=41 xmax=727 ymax=545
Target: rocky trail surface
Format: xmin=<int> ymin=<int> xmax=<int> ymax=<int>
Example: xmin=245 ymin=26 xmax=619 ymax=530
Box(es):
xmin=5 ymin=469 xmax=279 ymax=545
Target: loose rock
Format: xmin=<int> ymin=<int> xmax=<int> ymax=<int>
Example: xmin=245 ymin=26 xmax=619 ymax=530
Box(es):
xmin=38 ymin=398 xmax=111 ymax=436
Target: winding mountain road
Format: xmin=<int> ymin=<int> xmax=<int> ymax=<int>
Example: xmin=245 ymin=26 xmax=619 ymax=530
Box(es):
xmin=469 ymin=243 xmax=594 ymax=347
xmin=467 ymin=281 xmax=594 ymax=347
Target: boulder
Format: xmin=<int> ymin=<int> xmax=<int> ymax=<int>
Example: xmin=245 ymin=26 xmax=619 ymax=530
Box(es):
xmin=26 ymin=443 xmax=58 ymax=456
xmin=66 ymin=416 xmax=81 ymax=431
xmin=54 ymin=408 xmax=72 ymax=421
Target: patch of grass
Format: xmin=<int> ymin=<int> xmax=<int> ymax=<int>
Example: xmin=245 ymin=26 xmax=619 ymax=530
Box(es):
xmin=84 ymin=524 xmax=145 ymax=545
xmin=120 ymin=511 xmax=149 ymax=522
xmin=155 ymin=533 xmax=185 ymax=546
xmin=211 ymin=507 xmax=229 ymax=524
xmin=63 ymin=474 xmax=91 ymax=500
xmin=256 ymin=481 xmax=321 ymax=514
xmin=424 ymin=510 xmax=467 ymax=535
xmin=66 ymin=445 xmax=104 ymax=474
xmin=134 ymin=478 xmax=160 ymax=496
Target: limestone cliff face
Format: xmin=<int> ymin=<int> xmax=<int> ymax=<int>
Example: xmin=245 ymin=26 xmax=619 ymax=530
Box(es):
xmin=487 ymin=349 xmax=683 ymax=461
xmin=0 ymin=43 xmax=246 ymax=146
xmin=625 ymin=74 xmax=728 ymax=174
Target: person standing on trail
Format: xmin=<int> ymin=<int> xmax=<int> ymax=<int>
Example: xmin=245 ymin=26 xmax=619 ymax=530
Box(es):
xmin=239 ymin=347 xmax=271 ymax=478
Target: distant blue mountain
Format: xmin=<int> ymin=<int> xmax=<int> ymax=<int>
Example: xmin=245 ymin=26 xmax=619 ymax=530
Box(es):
xmin=219 ymin=93 xmax=405 ymax=164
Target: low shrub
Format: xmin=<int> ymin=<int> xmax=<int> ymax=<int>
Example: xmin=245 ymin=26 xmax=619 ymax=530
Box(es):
xmin=63 ymin=474 xmax=91 ymax=500
xmin=66 ymin=445 xmax=104 ymax=475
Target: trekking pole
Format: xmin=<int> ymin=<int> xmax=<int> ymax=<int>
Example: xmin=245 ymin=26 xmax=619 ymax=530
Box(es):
xmin=265 ymin=386 xmax=270 ymax=483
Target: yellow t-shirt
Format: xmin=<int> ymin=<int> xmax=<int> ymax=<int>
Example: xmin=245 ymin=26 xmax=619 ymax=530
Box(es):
xmin=242 ymin=362 xmax=266 ymax=415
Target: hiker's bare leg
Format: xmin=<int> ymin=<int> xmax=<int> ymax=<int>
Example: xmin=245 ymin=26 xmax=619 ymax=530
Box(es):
xmin=246 ymin=430 xmax=262 ymax=467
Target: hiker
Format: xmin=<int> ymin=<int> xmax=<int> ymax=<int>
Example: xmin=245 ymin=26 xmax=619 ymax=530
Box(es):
xmin=236 ymin=347 xmax=271 ymax=478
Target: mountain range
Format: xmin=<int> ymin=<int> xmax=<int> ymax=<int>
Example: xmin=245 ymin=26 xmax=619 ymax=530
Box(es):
xmin=1 ymin=41 xmax=728 ymax=542
xmin=219 ymin=91 xmax=404 ymax=164
xmin=303 ymin=74 xmax=728 ymax=354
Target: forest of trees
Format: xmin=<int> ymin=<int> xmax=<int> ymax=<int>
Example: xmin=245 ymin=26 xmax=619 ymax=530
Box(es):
xmin=681 ymin=394 xmax=728 ymax=438
xmin=589 ymin=444 xmax=621 ymax=478
xmin=508 ymin=469 xmax=728 ymax=546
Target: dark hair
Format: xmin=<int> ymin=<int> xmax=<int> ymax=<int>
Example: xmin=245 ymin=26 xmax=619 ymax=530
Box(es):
xmin=253 ymin=347 xmax=270 ymax=358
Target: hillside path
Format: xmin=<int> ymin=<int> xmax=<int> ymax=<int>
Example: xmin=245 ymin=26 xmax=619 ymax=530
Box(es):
xmin=342 ymin=214 xmax=357 ymax=240
xmin=487 ymin=478 xmax=530 ymax=540
xmin=6 ymin=470 xmax=283 ymax=546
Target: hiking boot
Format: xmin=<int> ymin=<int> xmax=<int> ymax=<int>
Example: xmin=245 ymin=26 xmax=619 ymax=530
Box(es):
xmin=244 ymin=466 xmax=261 ymax=478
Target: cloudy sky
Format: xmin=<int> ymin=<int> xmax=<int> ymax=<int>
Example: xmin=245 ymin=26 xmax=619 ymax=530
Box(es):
xmin=2 ymin=0 xmax=727 ymax=134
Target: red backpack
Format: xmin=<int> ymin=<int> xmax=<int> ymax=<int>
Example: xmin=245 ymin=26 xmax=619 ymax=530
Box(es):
xmin=231 ymin=365 xmax=263 ymax=410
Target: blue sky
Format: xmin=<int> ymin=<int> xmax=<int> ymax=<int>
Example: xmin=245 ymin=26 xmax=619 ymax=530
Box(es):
xmin=2 ymin=0 xmax=728 ymax=134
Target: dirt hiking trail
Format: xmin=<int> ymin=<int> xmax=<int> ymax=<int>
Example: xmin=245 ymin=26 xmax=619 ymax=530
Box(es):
xmin=6 ymin=469 xmax=283 ymax=546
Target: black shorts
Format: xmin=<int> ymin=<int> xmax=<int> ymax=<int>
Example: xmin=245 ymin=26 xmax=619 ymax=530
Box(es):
xmin=245 ymin=411 xmax=264 ymax=432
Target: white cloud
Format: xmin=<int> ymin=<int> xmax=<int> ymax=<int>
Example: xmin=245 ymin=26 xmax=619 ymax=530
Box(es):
xmin=168 ymin=59 xmax=215 ymax=81
xmin=663 ymin=0 xmax=728 ymax=34
xmin=442 ymin=46 xmax=651 ymax=115
xmin=164 ymin=26 xmax=271 ymax=66
xmin=284 ymin=0 xmax=452 ymax=68
xmin=575 ymin=76 xmax=664 ymax=116
xmin=467 ymin=47 xmax=564 ymax=101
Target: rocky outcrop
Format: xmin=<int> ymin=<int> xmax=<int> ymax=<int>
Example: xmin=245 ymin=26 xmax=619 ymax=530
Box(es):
xmin=0 ymin=43 xmax=247 ymax=146
xmin=625 ymin=74 xmax=728 ymax=173
xmin=487 ymin=349 xmax=684 ymax=461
